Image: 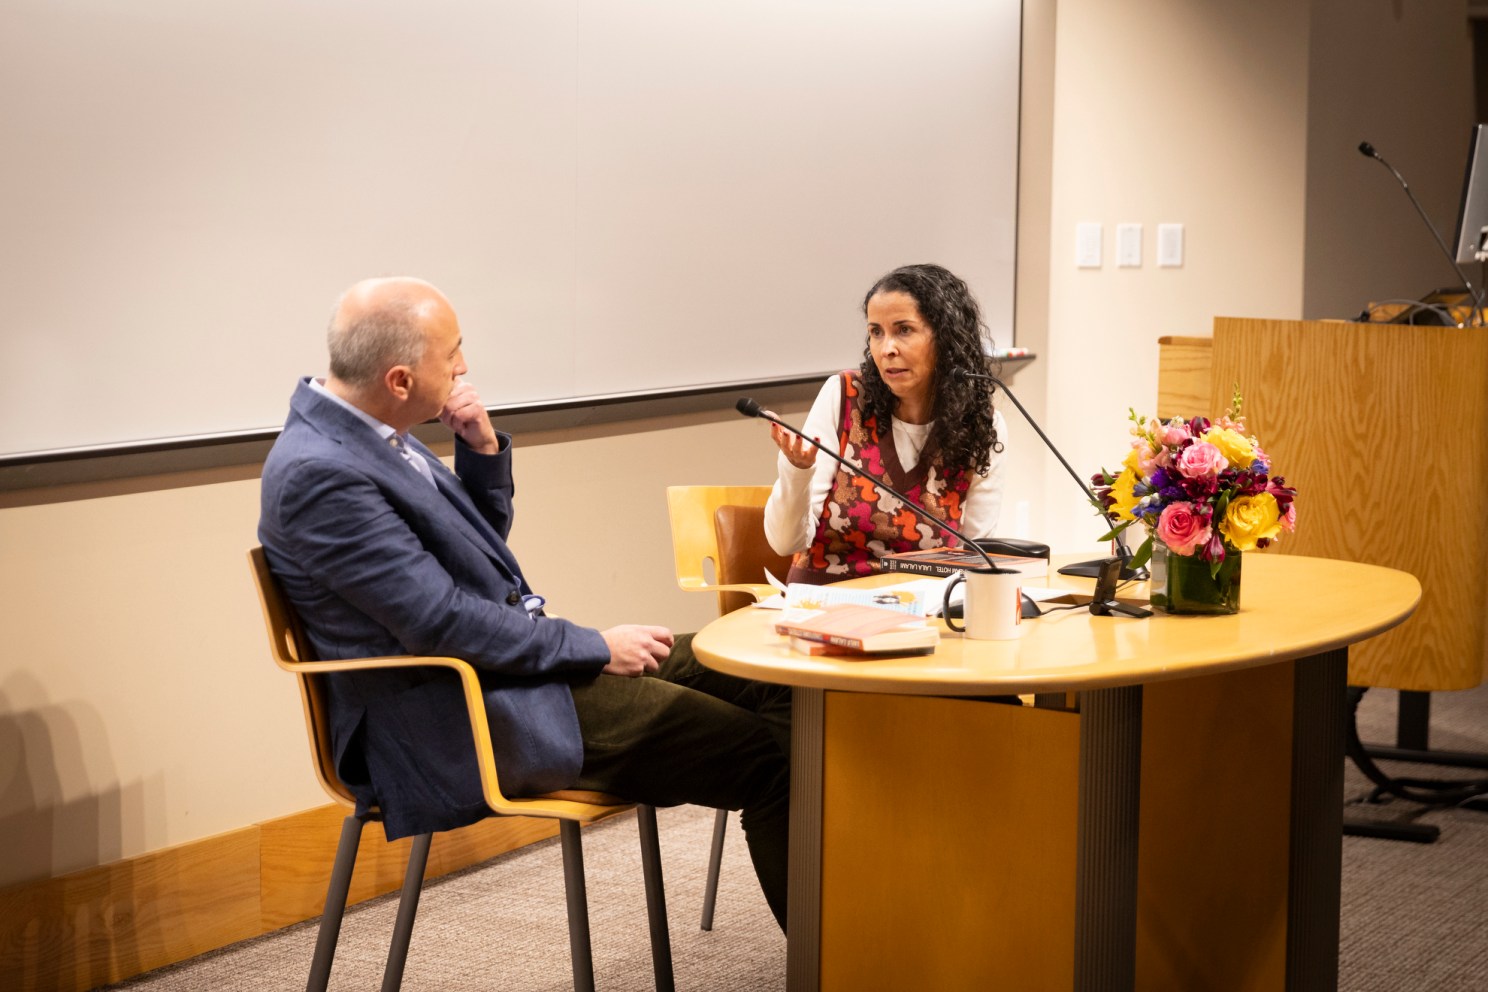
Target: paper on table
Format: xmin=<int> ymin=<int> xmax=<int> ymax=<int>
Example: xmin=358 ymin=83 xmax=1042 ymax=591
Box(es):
xmin=750 ymin=569 xmax=789 ymax=609
xmin=752 ymin=575 xmax=953 ymax=612
xmin=750 ymin=571 xmax=1064 ymax=614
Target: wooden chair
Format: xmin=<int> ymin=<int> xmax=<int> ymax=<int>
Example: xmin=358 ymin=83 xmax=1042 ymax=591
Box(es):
xmin=248 ymin=547 xmax=674 ymax=992
xmin=666 ymin=485 xmax=787 ymax=615
xmin=664 ymin=485 xmax=794 ymax=930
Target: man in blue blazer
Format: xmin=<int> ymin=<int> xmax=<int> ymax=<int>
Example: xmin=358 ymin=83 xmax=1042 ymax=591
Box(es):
xmin=259 ymin=277 xmax=789 ymax=927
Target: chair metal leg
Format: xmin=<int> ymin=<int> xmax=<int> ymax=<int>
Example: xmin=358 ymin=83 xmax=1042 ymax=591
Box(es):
xmin=560 ymin=820 xmax=596 ymax=992
xmin=700 ymin=808 xmax=729 ymax=931
xmin=307 ymin=814 xmax=366 ymax=992
xmin=636 ymin=805 xmax=676 ymax=991
xmin=380 ymin=832 xmax=432 ymax=992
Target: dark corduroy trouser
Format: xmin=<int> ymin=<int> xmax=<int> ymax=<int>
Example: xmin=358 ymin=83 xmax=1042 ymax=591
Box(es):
xmin=569 ymin=633 xmax=792 ymax=930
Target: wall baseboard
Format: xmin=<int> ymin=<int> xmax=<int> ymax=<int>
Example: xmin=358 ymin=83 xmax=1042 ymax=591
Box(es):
xmin=0 ymin=802 xmax=568 ymax=992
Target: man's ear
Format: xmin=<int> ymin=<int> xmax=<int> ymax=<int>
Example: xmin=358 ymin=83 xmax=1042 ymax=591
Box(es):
xmin=384 ymin=365 xmax=414 ymax=401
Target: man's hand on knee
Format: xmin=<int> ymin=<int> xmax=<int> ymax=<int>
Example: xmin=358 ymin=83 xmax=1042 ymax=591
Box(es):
xmin=600 ymin=625 xmax=674 ymax=677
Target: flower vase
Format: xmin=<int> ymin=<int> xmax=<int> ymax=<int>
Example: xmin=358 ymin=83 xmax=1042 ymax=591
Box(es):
xmin=1149 ymin=541 xmax=1242 ymax=615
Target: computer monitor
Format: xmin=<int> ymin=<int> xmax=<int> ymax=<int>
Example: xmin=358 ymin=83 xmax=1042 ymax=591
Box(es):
xmin=1453 ymin=123 xmax=1488 ymax=265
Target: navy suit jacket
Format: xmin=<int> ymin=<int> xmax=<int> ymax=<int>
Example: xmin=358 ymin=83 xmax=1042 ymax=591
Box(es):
xmin=258 ymin=379 xmax=609 ymax=839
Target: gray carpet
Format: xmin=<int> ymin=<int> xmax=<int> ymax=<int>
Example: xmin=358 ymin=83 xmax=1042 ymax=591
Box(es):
xmin=106 ymin=685 xmax=1488 ymax=992
xmin=110 ymin=805 xmax=785 ymax=991
xmin=1339 ymin=682 xmax=1488 ymax=992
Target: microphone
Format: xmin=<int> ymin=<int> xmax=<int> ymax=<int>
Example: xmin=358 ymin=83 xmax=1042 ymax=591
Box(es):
xmin=738 ymin=395 xmax=1138 ymax=618
xmin=954 ymin=368 xmax=1146 ymax=582
xmin=735 ymin=397 xmax=1009 ymax=576
xmin=1358 ymin=139 xmax=1484 ymax=326
xmin=735 ymin=397 xmax=765 ymax=419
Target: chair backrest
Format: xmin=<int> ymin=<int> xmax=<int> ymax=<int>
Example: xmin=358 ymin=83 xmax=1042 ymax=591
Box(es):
xmin=249 ymin=547 xmax=631 ymax=822
xmin=666 ymin=485 xmax=781 ymax=614
xmin=247 ymin=546 xmax=357 ymax=808
xmin=714 ymin=504 xmax=795 ymax=615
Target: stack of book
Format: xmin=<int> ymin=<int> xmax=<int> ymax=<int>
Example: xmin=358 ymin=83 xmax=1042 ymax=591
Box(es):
xmin=774 ymin=603 xmax=938 ymax=657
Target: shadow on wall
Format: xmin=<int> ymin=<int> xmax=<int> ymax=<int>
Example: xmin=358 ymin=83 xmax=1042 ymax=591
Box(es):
xmin=0 ymin=671 xmax=147 ymax=990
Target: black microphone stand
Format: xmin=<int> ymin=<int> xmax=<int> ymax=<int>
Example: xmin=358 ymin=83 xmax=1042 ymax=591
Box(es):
xmin=956 ymin=368 xmax=1147 ymax=582
xmin=1359 ymin=140 xmax=1486 ymax=327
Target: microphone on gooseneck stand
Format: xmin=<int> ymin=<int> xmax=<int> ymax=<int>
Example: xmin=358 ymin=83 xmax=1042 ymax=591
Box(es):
xmin=953 ymin=368 xmax=1148 ymax=584
xmin=734 ymin=397 xmax=1007 ymax=576
xmin=741 ymin=398 xmax=1136 ymax=621
xmin=738 ymin=398 xmax=1077 ymax=620
xmin=1358 ymin=140 xmax=1485 ymax=327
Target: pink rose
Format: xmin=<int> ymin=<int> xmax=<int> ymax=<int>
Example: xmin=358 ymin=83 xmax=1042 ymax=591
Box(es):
xmin=1280 ymin=503 xmax=1296 ymax=533
xmin=1176 ymin=441 xmax=1227 ymax=480
xmin=1156 ymin=502 xmax=1212 ymax=556
xmin=1158 ymin=422 xmax=1191 ymax=447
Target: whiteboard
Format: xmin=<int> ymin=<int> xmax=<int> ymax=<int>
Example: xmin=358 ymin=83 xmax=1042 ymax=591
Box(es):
xmin=0 ymin=0 xmax=1021 ymax=458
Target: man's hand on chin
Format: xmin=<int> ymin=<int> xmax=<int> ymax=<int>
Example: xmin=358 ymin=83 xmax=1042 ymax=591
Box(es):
xmin=440 ymin=381 xmax=500 ymax=454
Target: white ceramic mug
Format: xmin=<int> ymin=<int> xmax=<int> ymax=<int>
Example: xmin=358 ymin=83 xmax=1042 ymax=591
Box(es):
xmin=943 ymin=566 xmax=1024 ymax=640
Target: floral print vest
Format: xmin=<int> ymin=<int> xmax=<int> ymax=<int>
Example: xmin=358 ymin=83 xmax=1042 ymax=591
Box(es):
xmin=786 ymin=370 xmax=971 ymax=585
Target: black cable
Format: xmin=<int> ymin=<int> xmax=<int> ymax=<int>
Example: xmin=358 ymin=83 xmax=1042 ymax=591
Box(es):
xmin=1346 ymin=686 xmax=1488 ymax=806
xmin=1358 ymin=298 xmax=1462 ymax=326
xmin=1031 ymin=600 xmax=1088 ymax=616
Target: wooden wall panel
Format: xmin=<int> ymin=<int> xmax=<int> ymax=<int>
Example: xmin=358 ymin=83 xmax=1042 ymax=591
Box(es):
xmin=0 ymin=803 xmax=564 ymax=991
xmin=1159 ymin=323 xmax=1487 ymax=692
xmin=1155 ymin=335 xmax=1214 ymax=420
xmin=0 ymin=826 xmax=260 ymax=992
xmin=1208 ymin=317 xmax=1488 ymax=690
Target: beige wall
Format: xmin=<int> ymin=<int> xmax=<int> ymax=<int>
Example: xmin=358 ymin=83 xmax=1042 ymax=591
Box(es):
xmin=1304 ymin=0 xmax=1475 ymax=318
xmin=1035 ymin=0 xmax=1313 ymax=554
xmin=1031 ymin=0 xmax=1470 ymax=554
xmin=2 ymin=0 xmax=1477 ymax=893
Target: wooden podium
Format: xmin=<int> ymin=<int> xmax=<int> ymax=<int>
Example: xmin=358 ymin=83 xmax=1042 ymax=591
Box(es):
xmin=1160 ymin=317 xmax=1488 ymax=692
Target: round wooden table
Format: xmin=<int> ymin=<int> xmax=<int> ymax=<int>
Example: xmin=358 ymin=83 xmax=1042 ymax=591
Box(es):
xmin=693 ymin=553 xmax=1420 ymax=992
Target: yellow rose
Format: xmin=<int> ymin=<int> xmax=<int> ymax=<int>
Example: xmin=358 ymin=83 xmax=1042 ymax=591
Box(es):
xmin=1220 ymin=492 xmax=1282 ymax=551
xmin=1202 ymin=427 xmax=1255 ymax=469
xmin=1108 ymin=468 xmax=1140 ymax=521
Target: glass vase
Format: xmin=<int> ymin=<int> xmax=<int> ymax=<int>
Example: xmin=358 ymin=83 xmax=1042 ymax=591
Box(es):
xmin=1149 ymin=541 xmax=1242 ymax=615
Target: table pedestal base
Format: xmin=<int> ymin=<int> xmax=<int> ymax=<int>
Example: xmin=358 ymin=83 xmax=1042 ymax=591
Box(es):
xmin=783 ymin=651 xmax=1347 ymax=992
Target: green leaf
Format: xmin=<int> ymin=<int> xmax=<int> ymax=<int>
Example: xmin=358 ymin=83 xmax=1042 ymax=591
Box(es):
xmin=1214 ymin=491 xmax=1231 ymax=522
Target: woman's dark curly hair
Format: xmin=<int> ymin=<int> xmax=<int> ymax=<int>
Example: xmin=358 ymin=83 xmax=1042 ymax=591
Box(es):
xmin=859 ymin=263 xmax=1001 ymax=476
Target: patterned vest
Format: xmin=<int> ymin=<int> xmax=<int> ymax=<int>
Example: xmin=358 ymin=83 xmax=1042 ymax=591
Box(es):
xmin=786 ymin=371 xmax=971 ymax=585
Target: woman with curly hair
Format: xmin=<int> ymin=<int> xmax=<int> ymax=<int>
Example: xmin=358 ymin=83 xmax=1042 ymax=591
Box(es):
xmin=762 ymin=263 xmax=1007 ymax=584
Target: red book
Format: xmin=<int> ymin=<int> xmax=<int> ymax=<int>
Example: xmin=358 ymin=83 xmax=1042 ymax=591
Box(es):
xmin=774 ymin=604 xmax=938 ymax=655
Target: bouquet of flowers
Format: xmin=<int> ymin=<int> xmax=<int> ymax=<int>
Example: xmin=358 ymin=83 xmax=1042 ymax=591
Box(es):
xmin=1091 ymin=389 xmax=1297 ymax=575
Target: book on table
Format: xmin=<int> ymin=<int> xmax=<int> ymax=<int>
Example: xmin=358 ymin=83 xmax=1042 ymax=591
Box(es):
xmin=880 ymin=545 xmax=1049 ymax=579
xmin=774 ymin=603 xmax=939 ymax=655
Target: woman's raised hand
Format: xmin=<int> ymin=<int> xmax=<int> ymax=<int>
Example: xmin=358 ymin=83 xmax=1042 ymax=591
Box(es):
xmin=770 ymin=421 xmax=819 ymax=470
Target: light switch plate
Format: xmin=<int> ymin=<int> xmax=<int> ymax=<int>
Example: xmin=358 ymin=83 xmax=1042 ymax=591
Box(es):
xmin=1076 ymin=222 xmax=1102 ymax=268
xmin=1157 ymin=223 xmax=1184 ymax=267
xmin=1116 ymin=223 xmax=1142 ymax=267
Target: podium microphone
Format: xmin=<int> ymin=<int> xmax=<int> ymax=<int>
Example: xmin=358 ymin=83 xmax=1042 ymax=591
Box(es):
xmin=1358 ymin=139 xmax=1484 ymax=326
xmin=953 ymin=368 xmax=1146 ymax=581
